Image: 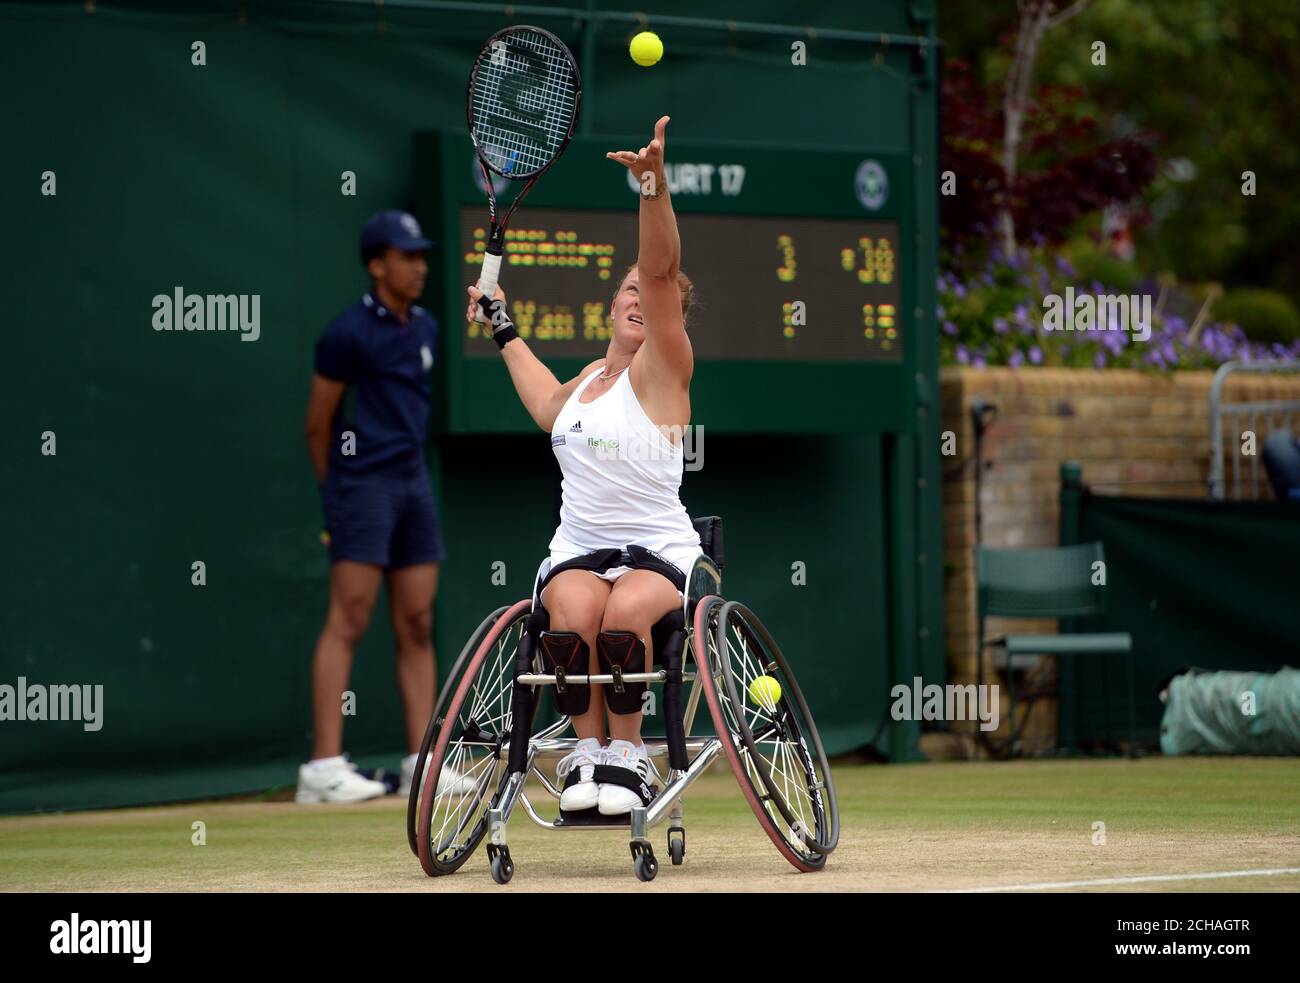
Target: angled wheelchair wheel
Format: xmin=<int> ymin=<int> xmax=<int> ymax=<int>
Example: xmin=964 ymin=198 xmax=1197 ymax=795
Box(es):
xmin=411 ymin=599 xmax=531 ymax=877
xmin=696 ymin=597 xmax=840 ymax=870
xmin=407 ymin=603 xmax=512 ymax=858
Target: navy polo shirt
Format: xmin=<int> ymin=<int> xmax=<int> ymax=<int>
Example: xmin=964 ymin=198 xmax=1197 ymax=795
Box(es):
xmin=314 ymin=292 xmax=439 ymax=477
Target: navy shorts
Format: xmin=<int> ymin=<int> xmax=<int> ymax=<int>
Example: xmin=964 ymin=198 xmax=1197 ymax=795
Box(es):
xmin=320 ymin=467 xmax=445 ymax=568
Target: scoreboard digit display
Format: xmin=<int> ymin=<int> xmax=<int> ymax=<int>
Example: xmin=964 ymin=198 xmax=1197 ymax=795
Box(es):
xmin=459 ymin=208 xmax=904 ymax=361
xmin=415 ymin=132 xmax=923 ymax=433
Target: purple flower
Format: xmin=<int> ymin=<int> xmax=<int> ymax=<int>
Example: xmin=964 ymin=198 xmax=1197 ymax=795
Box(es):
xmin=1014 ymin=303 xmax=1029 ymax=323
xmin=1029 ymin=345 xmax=1044 ymax=365
xmin=1094 ymin=351 xmax=1108 ymax=368
xmin=973 ymin=354 xmax=987 ymax=368
xmin=956 ymin=344 xmax=970 ymax=365
xmin=943 ymin=320 xmax=959 ymax=337
xmin=993 ymin=317 xmax=1009 ymax=334
xmin=1055 ymin=255 xmax=1076 ymax=277
xmin=1008 ymin=350 xmax=1026 ymax=368
xmin=953 ymin=282 xmax=968 ymax=299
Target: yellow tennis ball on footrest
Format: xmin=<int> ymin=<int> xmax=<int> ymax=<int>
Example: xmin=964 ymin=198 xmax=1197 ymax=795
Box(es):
xmin=630 ymin=31 xmax=663 ymax=67
xmin=747 ymin=675 xmax=782 ymax=708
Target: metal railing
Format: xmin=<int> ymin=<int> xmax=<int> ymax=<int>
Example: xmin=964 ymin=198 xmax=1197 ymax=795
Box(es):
xmin=1208 ymin=360 xmax=1300 ymax=499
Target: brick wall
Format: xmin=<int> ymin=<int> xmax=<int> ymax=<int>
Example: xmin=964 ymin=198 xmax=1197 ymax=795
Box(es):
xmin=937 ymin=367 xmax=1300 ymax=758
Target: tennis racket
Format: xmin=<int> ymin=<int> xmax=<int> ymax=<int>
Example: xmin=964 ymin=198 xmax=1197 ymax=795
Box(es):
xmin=466 ymin=25 xmax=582 ymax=321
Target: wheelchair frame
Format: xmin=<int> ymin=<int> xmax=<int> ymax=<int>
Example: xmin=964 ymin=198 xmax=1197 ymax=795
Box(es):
xmin=485 ymin=549 xmax=723 ymax=882
xmin=408 ymin=517 xmax=839 ymax=883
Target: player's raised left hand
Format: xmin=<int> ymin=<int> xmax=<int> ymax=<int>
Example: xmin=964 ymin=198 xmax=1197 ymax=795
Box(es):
xmin=605 ymin=115 xmax=669 ymax=193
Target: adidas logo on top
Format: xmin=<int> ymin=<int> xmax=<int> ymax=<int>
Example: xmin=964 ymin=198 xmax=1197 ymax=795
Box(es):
xmin=569 ymin=420 xmax=583 ymax=433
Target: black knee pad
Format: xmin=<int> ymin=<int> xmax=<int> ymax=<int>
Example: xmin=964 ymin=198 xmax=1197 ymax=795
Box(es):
xmin=597 ymin=631 xmax=647 ymax=715
xmin=540 ymin=631 xmax=590 ymax=716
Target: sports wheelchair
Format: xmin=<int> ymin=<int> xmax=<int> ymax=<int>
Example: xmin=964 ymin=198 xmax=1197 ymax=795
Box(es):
xmin=406 ymin=516 xmax=840 ymax=883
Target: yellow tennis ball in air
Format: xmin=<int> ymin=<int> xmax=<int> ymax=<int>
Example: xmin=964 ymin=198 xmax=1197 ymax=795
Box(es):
xmin=630 ymin=31 xmax=663 ymax=67
xmin=747 ymin=675 xmax=782 ymax=708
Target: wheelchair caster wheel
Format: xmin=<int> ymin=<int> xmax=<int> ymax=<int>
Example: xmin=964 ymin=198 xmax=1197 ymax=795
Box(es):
xmin=488 ymin=846 xmax=513 ymax=885
xmin=668 ymin=827 xmax=685 ymax=866
xmin=630 ymin=842 xmax=658 ymax=882
xmin=634 ymin=851 xmax=658 ymax=882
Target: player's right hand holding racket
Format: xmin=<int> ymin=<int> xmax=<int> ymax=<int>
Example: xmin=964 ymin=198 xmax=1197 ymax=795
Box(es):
xmin=467 ymin=281 xmax=517 ymax=350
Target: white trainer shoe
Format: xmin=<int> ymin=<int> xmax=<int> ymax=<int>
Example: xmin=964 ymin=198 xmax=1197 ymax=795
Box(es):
xmin=597 ymin=740 xmax=660 ymax=816
xmin=295 ymin=756 xmax=387 ymax=804
xmin=556 ymin=737 xmax=606 ymax=812
xmin=398 ymin=753 xmax=477 ymax=797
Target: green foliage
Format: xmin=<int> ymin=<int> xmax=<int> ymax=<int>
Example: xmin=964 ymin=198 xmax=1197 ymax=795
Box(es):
xmin=1067 ymin=238 xmax=1141 ymax=294
xmin=1213 ymin=288 xmax=1300 ymax=344
xmin=938 ymin=0 xmax=1300 ymax=311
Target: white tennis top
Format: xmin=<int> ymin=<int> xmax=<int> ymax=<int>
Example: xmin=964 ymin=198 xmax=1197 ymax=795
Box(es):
xmin=548 ymin=366 xmax=702 ymax=571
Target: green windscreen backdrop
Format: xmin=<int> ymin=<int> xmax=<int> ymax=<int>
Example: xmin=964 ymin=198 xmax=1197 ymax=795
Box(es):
xmin=1 ymin=0 xmax=939 ymax=812
xmin=1065 ymin=492 xmax=1300 ymax=747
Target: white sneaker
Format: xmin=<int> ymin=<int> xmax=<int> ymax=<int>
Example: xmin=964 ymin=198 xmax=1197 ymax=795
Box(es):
xmin=556 ymin=737 xmax=605 ymax=812
xmin=399 ymin=753 xmax=477 ymax=797
xmin=295 ymin=755 xmax=387 ymax=804
xmin=597 ymin=740 xmax=660 ymax=816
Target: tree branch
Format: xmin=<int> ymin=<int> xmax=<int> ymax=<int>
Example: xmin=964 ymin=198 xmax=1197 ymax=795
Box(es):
xmin=1045 ymin=0 xmax=1089 ymax=30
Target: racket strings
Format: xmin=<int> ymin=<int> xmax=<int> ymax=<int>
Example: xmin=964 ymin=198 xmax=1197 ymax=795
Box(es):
xmin=471 ymin=30 xmax=578 ymax=178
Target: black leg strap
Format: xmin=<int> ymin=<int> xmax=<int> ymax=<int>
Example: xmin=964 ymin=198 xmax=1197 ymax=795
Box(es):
xmin=540 ymin=631 xmax=591 ymax=716
xmin=597 ymin=631 xmax=647 ymax=715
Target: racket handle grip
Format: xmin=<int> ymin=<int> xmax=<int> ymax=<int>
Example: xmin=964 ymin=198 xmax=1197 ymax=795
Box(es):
xmin=473 ymin=251 xmax=503 ymax=323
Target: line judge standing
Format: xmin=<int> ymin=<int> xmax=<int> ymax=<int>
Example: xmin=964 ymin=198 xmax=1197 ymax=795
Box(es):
xmin=298 ymin=210 xmax=470 ymax=803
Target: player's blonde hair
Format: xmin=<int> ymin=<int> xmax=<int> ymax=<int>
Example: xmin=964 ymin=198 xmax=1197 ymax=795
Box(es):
xmin=614 ymin=264 xmax=695 ymax=325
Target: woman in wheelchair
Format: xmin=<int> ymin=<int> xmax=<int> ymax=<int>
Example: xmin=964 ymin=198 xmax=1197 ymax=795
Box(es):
xmin=466 ymin=115 xmax=701 ymax=817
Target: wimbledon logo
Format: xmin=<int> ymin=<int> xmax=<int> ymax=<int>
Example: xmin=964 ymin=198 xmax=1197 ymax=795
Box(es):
xmin=855 ymin=159 xmax=888 ymax=211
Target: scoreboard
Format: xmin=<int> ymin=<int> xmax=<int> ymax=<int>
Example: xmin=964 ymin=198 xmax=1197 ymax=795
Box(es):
xmin=459 ymin=209 xmax=903 ymax=361
xmin=415 ymin=133 xmax=921 ymax=433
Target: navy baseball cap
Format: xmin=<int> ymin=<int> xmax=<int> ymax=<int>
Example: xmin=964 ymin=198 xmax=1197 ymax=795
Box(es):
xmin=360 ymin=210 xmax=433 ymax=263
